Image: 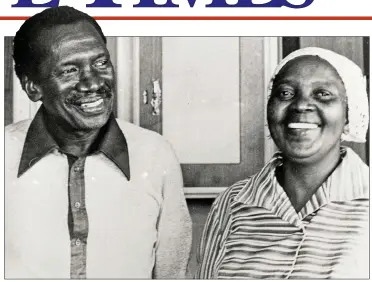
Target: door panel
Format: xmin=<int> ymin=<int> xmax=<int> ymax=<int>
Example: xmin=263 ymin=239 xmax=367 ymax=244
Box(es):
xmin=162 ymin=37 xmax=240 ymax=164
xmin=4 ymin=37 xmax=13 ymax=126
xmin=139 ymin=37 xmax=266 ymax=188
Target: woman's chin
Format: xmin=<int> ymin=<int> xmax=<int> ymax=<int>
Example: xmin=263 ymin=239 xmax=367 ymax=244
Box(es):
xmin=282 ymin=143 xmax=324 ymax=163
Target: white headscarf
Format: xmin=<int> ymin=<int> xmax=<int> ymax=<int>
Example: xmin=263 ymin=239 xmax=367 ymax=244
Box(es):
xmin=268 ymin=47 xmax=369 ymax=143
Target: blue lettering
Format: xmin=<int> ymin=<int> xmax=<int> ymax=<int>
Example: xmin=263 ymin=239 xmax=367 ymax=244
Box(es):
xmin=11 ymin=0 xmax=314 ymax=8
xmin=207 ymin=0 xmax=314 ymax=8
xmin=187 ymin=0 xmax=197 ymax=7
xmin=86 ymin=0 xmax=121 ymax=7
xmin=134 ymin=0 xmax=178 ymax=8
xmin=283 ymin=0 xmax=314 ymax=8
xmin=12 ymin=0 xmax=59 ymax=7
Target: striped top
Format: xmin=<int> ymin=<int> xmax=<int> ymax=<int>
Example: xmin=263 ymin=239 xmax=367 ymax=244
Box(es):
xmin=196 ymin=147 xmax=369 ymax=279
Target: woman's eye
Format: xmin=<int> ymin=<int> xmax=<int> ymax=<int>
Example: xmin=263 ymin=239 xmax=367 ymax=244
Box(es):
xmin=315 ymin=90 xmax=333 ymax=99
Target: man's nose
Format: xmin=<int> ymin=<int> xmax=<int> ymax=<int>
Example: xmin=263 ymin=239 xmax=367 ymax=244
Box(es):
xmin=76 ymin=68 xmax=104 ymax=93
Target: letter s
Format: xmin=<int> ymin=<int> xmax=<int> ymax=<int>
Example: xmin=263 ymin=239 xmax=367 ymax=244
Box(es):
xmin=283 ymin=0 xmax=314 ymax=8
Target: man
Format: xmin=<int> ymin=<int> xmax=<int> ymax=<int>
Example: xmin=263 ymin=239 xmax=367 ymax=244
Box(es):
xmin=5 ymin=6 xmax=192 ymax=279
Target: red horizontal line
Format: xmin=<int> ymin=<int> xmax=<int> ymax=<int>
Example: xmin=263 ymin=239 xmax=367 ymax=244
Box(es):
xmin=1 ymin=16 xmax=372 ymax=20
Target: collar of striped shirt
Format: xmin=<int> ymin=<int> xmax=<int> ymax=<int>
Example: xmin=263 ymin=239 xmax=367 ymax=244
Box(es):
xmin=234 ymin=147 xmax=369 ymax=229
xmin=17 ymin=105 xmax=130 ymax=180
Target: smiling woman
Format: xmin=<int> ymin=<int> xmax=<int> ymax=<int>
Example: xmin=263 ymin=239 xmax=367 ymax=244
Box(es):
xmin=268 ymin=55 xmax=348 ymax=179
xmin=196 ymin=47 xmax=369 ymax=279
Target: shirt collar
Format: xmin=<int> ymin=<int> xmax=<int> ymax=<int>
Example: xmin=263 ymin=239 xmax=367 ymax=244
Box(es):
xmin=18 ymin=106 xmax=130 ymax=180
xmin=234 ymin=147 xmax=368 ymax=227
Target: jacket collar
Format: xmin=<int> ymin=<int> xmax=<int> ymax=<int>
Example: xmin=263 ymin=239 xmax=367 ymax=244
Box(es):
xmin=18 ymin=106 xmax=130 ymax=180
xmin=234 ymin=147 xmax=368 ymax=228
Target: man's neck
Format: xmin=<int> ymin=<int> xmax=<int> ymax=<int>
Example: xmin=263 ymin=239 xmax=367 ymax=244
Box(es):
xmin=44 ymin=114 xmax=101 ymax=158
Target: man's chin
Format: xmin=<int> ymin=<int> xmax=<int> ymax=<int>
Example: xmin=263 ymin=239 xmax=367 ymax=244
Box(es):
xmin=71 ymin=112 xmax=111 ymax=132
xmin=81 ymin=118 xmax=110 ymax=130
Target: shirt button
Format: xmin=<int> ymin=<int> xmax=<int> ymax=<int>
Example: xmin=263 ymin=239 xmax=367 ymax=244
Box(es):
xmin=75 ymin=239 xmax=81 ymax=246
xmin=74 ymin=202 xmax=81 ymax=209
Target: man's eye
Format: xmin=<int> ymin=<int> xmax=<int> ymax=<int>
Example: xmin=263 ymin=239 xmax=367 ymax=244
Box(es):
xmin=61 ymin=67 xmax=77 ymax=75
xmin=278 ymin=90 xmax=295 ymax=100
xmin=95 ymin=59 xmax=108 ymax=68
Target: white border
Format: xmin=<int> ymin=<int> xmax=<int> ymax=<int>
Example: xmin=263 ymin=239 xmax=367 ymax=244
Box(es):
xmin=1 ymin=14 xmax=371 ymax=282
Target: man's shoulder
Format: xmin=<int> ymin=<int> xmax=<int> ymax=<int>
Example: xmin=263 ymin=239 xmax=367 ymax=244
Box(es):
xmin=115 ymin=119 xmax=169 ymax=147
xmin=114 ymin=119 xmax=179 ymax=166
xmin=5 ymin=120 xmax=32 ymax=165
xmin=5 ymin=119 xmax=32 ymax=141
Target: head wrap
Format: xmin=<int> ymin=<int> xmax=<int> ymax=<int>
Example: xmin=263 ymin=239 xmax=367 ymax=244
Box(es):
xmin=268 ymin=47 xmax=369 ymax=143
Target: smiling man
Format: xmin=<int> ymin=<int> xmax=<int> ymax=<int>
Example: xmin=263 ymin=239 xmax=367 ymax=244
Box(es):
xmin=5 ymin=6 xmax=191 ymax=279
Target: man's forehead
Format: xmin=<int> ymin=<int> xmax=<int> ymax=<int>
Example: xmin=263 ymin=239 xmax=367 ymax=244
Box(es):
xmin=35 ymin=21 xmax=105 ymax=52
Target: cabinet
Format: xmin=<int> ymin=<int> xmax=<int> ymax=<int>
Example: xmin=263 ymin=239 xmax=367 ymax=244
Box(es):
xmin=138 ymin=37 xmax=270 ymax=197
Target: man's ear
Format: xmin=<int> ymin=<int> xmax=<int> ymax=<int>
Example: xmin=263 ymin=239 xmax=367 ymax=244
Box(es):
xmin=21 ymin=75 xmax=43 ymax=102
xmin=343 ymin=122 xmax=350 ymax=136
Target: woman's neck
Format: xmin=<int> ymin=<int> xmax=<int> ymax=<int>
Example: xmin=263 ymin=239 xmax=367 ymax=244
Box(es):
xmin=279 ymin=148 xmax=342 ymax=213
xmin=44 ymin=113 xmax=101 ymax=158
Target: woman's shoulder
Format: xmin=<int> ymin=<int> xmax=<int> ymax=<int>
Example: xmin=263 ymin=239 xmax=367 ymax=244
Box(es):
xmin=228 ymin=178 xmax=253 ymax=194
xmin=212 ymin=179 xmax=251 ymax=208
xmin=213 ymin=174 xmax=262 ymax=210
xmin=214 ymin=156 xmax=279 ymax=210
xmin=342 ymin=146 xmax=369 ymax=199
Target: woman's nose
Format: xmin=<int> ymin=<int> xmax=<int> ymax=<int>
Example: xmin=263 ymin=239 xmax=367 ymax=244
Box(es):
xmin=290 ymin=93 xmax=315 ymax=113
xmin=76 ymin=69 xmax=104 ymax=93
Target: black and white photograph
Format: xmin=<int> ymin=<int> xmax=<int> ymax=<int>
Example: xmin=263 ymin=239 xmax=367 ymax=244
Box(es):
xmin=4 ymin=6 xmax=370 ymax=279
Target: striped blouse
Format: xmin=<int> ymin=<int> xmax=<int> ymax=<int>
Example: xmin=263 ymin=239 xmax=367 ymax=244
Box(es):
xmin=196 ymin=147 xmax=369 ymax=279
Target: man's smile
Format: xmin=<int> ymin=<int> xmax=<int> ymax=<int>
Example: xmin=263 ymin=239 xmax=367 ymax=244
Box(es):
xmin=69 ymin=97 xmax=108 ymax=114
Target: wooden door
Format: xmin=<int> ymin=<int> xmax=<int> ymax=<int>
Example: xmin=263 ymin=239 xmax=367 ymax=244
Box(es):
xmin=4 ymin=37 xmax=13 ymax=126
xmin=138 ymin=37 xmax=267 ymax=196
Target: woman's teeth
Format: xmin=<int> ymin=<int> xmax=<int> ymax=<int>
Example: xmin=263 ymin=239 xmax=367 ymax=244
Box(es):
xmin=288 ymin=123 xmax=318 ymax=129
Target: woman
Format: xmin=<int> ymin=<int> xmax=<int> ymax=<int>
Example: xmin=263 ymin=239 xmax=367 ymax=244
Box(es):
xmin=196 ymin=47 xmax=369 ymax=279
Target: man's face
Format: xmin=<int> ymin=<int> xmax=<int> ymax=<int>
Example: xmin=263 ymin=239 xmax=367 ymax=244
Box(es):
xmin=33 ymin=21 xmax=115 ymax=132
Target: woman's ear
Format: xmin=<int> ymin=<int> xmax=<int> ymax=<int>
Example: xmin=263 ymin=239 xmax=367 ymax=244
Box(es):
xmin=21 ymin=75 xmax=43 ymax=102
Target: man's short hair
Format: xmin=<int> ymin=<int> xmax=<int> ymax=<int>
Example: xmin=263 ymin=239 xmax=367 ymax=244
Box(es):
xmin=13 ymin=6 xmax=107 ymax=82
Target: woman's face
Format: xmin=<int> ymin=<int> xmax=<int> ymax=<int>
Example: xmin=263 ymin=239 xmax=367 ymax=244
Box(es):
xmin=267 ymin=55 xmax=348 ymax=164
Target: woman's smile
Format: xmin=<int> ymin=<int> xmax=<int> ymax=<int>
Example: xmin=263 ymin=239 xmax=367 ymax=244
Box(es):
xmin=285 ymin=120 xmax=321 ymax=138
xmin=267 ymin=55 xmax=348 ymax=163
xmin=287 ymin=122 xmax=319 ymax=129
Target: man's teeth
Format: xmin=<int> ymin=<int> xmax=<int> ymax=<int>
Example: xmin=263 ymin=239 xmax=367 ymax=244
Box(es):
xmin=81 ymin=99 xmax=103 ymax=108
xmin=288 ymin=123 xmax=318 ymax=129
